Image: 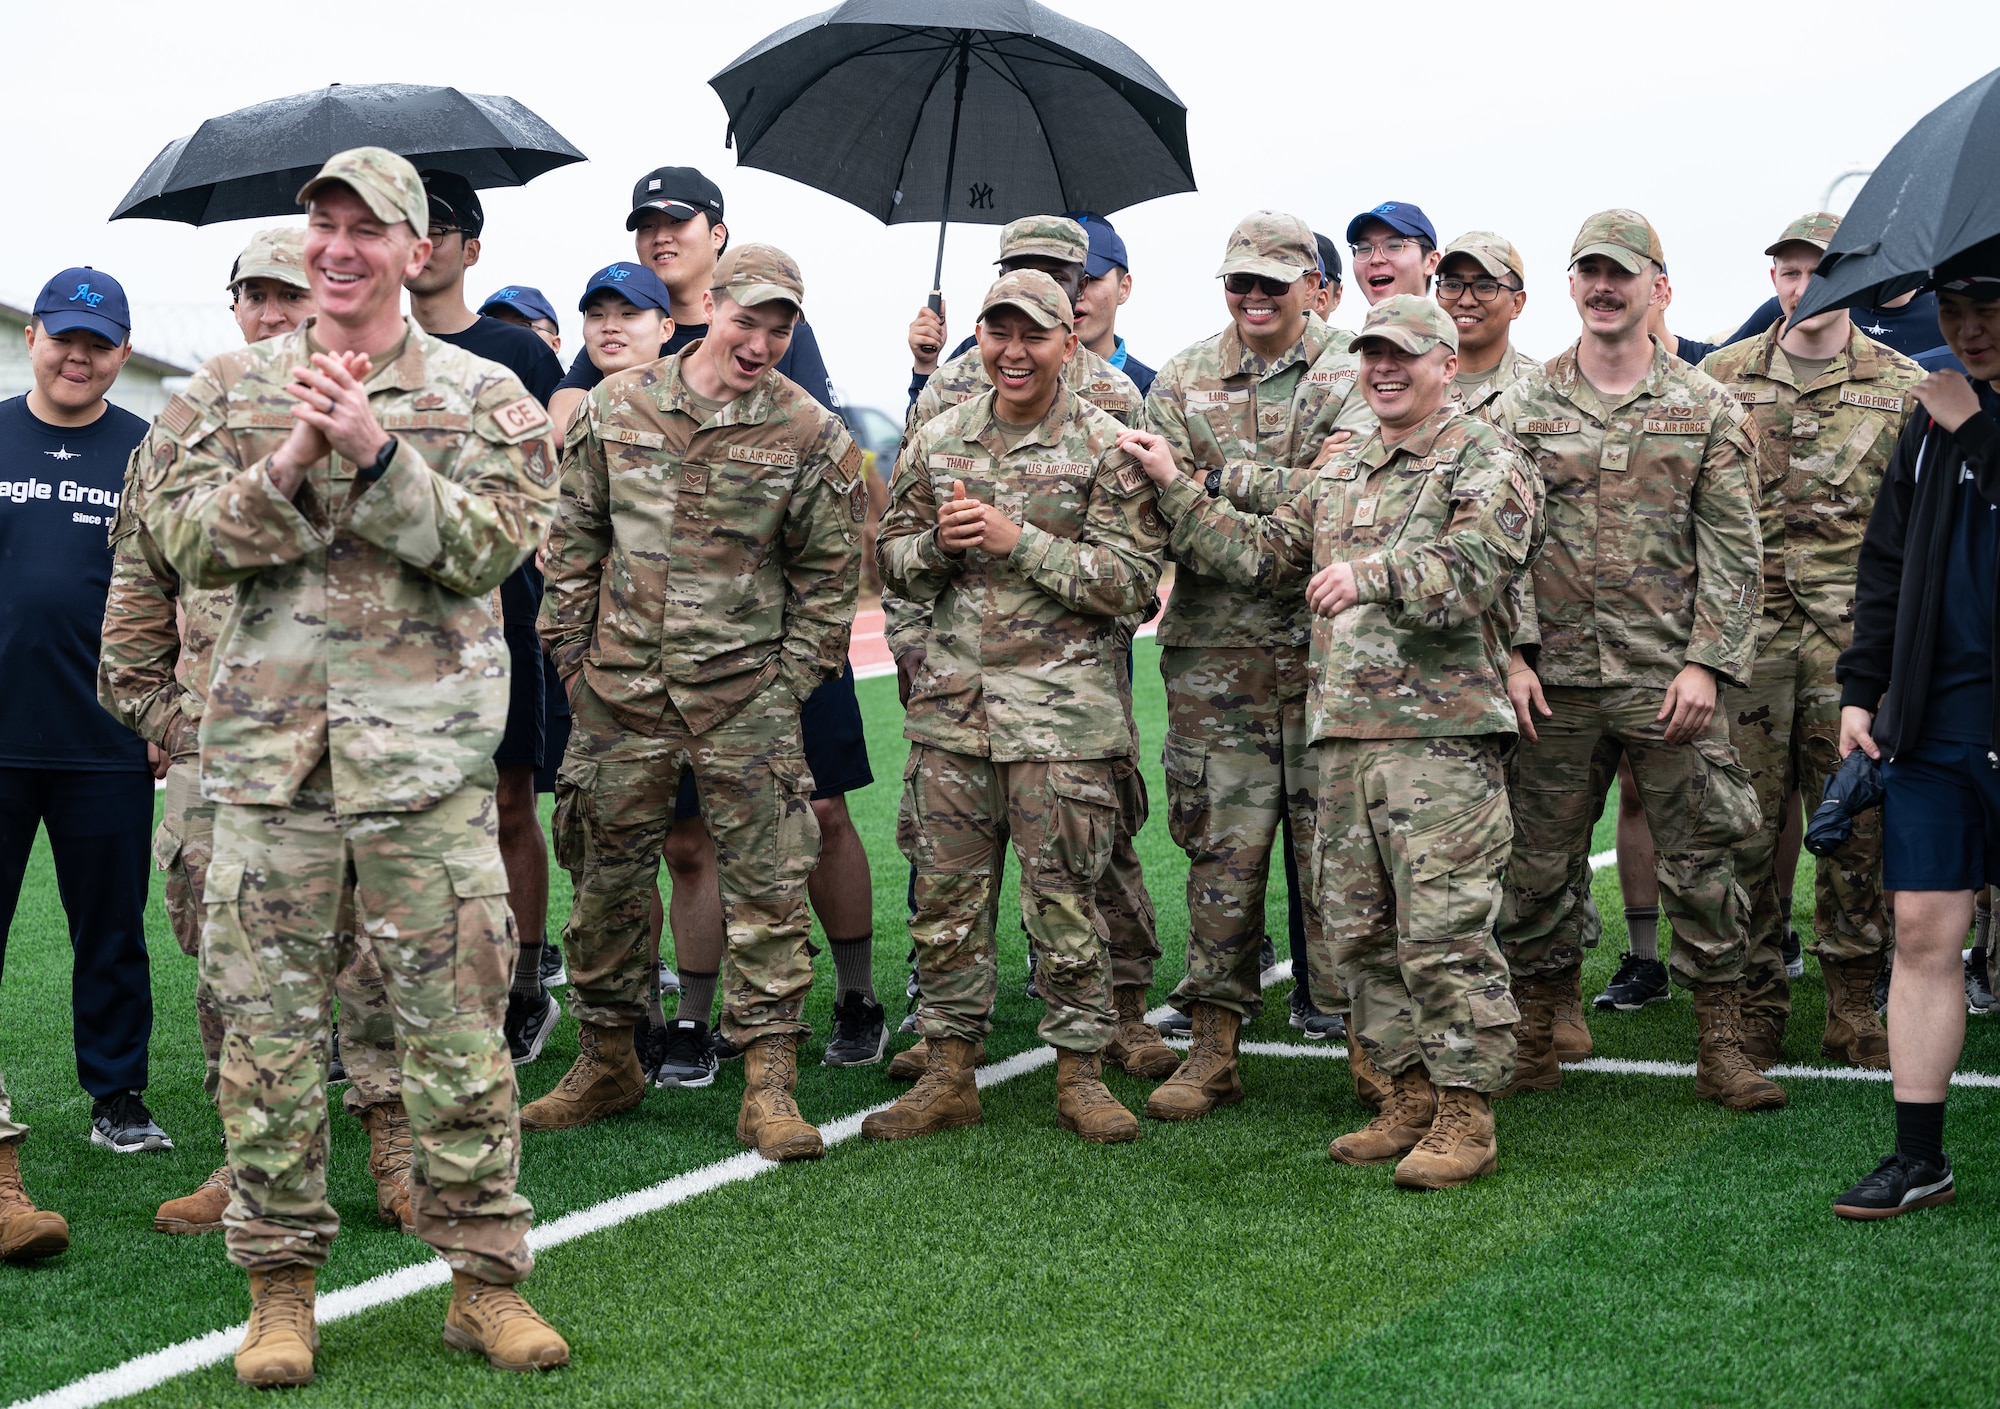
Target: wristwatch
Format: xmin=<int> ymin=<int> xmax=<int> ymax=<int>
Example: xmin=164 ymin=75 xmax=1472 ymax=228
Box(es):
xmin=356 ymin=436 xmax=397 ymax=482
xmin=1204 ymin=467 xmax=1223 ymax=497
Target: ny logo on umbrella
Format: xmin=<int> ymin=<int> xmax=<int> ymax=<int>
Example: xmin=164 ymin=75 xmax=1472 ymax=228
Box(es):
xmin=967 ymin=183 xmax=994 ymax=211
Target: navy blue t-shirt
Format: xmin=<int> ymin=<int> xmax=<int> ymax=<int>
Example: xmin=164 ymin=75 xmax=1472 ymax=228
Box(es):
xmin=557 ymin=317 xmax=839 ymax=414
xmin=1926 ymin=387 xmax=2000 ymax=744
xmin=0 ymin=395 xmax=150 ymax=770
xmin=1728 ymin=293 xmax=1964 ymax=372
xmin=906 ymin=333 xmax=1156 ymax=404
xmin=434 ymin=314 xmax=563 ymax=406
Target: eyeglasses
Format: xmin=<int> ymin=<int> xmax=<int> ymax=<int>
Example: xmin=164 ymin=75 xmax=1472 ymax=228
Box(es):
xmin=1223 ymin=273 xmax=1296 ymax=297
xmin=426 ymin=224 xmax=464 ymax=241
xmin=1436 ymin=277 xmax=1521 ymax=303
xmin=1350 ymin=238 xmax=1415 ymax=259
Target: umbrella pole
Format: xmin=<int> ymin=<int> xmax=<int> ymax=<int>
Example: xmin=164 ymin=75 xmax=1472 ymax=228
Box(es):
xmin=924 ymin=36 xmax=972 ymax=337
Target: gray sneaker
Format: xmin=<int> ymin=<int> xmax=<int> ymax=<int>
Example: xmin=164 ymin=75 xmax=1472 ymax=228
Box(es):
xmin=1155 ymin=1010 xmax=1192 ymax=1040
xmin=1968 ymin=951 xmax=1998 ymax=1017
xmin=91 ymin=1091 xmax=172 ymax=1153
xmin=654 ymin=1019 xmax=720 ymax=1088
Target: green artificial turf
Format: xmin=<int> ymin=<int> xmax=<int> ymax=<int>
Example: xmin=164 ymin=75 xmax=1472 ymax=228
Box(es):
xmin=1 ymin=638 xmax=1995 ymax=1408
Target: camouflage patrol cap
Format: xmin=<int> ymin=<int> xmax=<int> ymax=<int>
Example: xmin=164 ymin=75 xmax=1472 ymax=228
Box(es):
xmin=1355 ymin=293 xmax=1459 ymax=355
xmin=711 ymin=243 xmax=805 ymax=310
xmin=1570 ymin=209 xmax=1666 ymax=275
xmin=227 ymin=227 xmax=309 ymax=291
xmin=1439 ymin=230 xmax=1525 ymax=284
xmin=996 ymin=215 xmax=1089 ymax=266
xmin=296 ymin=147 xmax=428 ymax=234
xmin=1765 ymin=211 xmax=1841 ymax=256
xmin=1216 ymin=211 xmax=1317 ymax=283
xmin=979 ymin=269 xmax=1074 ymax=331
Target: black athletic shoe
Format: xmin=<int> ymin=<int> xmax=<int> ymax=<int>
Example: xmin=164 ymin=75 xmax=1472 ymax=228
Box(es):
xmin=1290 ymin=985 xmax=1347 ymax=1039
xmin=710 ymin=1029 xmax=744 ymax=1063
xmin=1782 ymin=928 xmax=1804 ymax=980
xmin=539 ymin=941 xmax=568 ymax=988
xmin=1968 ymin=953 xmax=1997 ymax=1017
xmin=1875 ymin=957 xmax=1893 ymax=1019
xmin=653 ymin=1019 xmax=719 ymax=1089
xmin=90 ymin=1091 xmax=172 ymax=1153
xmin=823 ymin=991 xmax=889 ymax=1067
xmin=633 ymin=1016 xmax=672 ymax=1080
xmin=1156 ymin=1010 xmax=1192 ymax=1040
xmin=1833 ymin=1150 xmax=1955 ymax=1221
xmin=504 ymin=987 xmax=562 ymax=1066
xmin=1259 ymin=935 xmax=1278 ymax=974
xmin=1593 ymin=952 xmax=1671 ymax=1010
xmin=326 ymin=1023 xmax=348 ymax=1087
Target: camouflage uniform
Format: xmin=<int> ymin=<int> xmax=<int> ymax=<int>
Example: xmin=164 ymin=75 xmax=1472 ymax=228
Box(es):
xmin=541 ymin=318 xmax=861 ymax=1047
xmin=1494 ymin=337 xmax=1764 ymax=988
xmin=1452 ymin=344 xmax=1542 ymax=422
xmin=0 ymin=1068 xmax=22 ymax=1143
xmin=1156 ymin=301 xmax=1540 ymax=1089
xmin=142 ymin=308 xmax=556 ymax=1281
xmin=880 ymin=314 xmax=1166 ymax=1054
xmin=1700 ymin=318 xmax=1922 ymax=1020
xmin=1149 ymin=213 xmax=1374 ymax=1019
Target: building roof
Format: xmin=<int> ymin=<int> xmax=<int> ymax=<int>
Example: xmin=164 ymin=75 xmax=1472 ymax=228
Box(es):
xmin=0 ymin=298 xmax=193 ymax=378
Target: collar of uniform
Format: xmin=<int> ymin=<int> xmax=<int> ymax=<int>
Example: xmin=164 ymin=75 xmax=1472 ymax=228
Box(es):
xmin=659 ymin=341 xmax=777 ymax=428
xmin=965 ymin=384 xmax=1074 ymax=454
xmin=1638 ymin=335 xmax=1676 ymax=398
xmin=1217 ymin=314 xmax=1331 ymax=381
xmin=299 ymin=317 xmax=422 ymax=393
xmin=1843 ymin=323 xmax=1883 ymax=381
xmin=1360 ymin=403 xmax=1457 ymax=469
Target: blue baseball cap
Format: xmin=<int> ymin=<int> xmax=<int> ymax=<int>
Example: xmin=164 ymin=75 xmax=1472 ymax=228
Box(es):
xmin=577 ymin=262 xmax=672 ymax=314
xmin=1064 ymin=211 xmax=1130 ymax=278
xmin=479 ymin=285 xmax=559 ymax=326
xmin=1345 ymin=202 xmax=1438 ymax=247
xmin=34 ymin=267 xmax=130 ymax=346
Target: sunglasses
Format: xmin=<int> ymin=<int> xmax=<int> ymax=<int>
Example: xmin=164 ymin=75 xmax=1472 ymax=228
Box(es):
xmin=1223 ymin=273 xmax=1297 ymax=298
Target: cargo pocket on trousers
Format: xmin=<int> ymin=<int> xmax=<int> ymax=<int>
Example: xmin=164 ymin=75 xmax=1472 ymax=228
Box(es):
xmin=152 ymin=814 xmax=185 ymax=872
xmin=1405 ymin=790 xmax=1513 ymax=940
xmin=1691 ymin=736 xmax=1761 ymax=848
xmin=1045 ymin=763 xmax=1117 ymax=884
xmin=1161 ymin=731 xmax=1210 ymax=854
xmin=1467 ymin=985 xmax=1520 ymax=1029
xmin=549 ymin=757 xmax=597 ymax=873
xmin=770 ymin=754 xmax=822 ymax=883
xmin=199 ymin=858 xmax=270 ymax=1016
xmin=443 ymin=849 xmax=512 ymax=1016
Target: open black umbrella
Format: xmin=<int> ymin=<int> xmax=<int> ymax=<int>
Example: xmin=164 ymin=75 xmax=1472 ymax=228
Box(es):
xmin=112 ymin=84 xmax=586 ymax=226
xmin=709 ymin=0 xmax=1196 ymax=310
xmin=1790 ymin=64 xmax=2000 ymax=325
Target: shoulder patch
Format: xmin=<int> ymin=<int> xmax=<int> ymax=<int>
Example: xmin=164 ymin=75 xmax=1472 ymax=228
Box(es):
xmin=490 ymin=395 xmax=551 ymax=444
xmin=521 ymin=438 xmax=557 ymax=488
xmin=1839 ymin=387 xmax=1905 ymax=414
xmin=1110 ymin=460 xmax=1150 ymax=498
xmin=1496 ymin=499 xmax=1529 ymax=539
xmin=837 ymin=438 xmax=865 ymax=487
xmin=1515 ymin=418 xmax=1581 ymax=436
xmin=727 ymin=444 xmax=799 ymax=469
xmin=142 ymin=434 xmax=178 ymax=492
xmin=158 ymin=394 xmax=197 ymax=439
xmin=1731 ymin=386 xmax=1779 ymax=405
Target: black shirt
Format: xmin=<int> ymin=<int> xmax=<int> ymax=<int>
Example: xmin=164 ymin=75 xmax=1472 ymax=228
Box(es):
xmin=905 ymin=333 xmax=1156 ymax=404
xmin=556 ymin=317 xmax=839 ymax=413
xmin=1926 ymin=384 xmax=2000 ymax=744
xmin=432 ymin=314 xmax=563 ymax=406
xmin=1671 ymin=336 xmax=1723 ymax=366
xmin=0 ymin=395 xmax=150 ymax=770
xmin=1728 ymin=293 xmax=1964 ymax=373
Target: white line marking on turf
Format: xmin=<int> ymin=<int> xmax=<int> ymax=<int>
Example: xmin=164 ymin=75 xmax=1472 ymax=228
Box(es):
xmin=1589 ymin=848 xmax=1616 ymax=870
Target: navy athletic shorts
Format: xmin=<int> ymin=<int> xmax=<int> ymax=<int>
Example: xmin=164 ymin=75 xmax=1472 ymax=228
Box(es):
xmin=673 ymin=661 xmax=873 ymax=817
xmin=1881 ymin=739 xmax=2000 ymax=891
xmin=493 ymin=622 xmax=545 ymax=771
xmin=536 ymin=666 xmax=571 ymax=794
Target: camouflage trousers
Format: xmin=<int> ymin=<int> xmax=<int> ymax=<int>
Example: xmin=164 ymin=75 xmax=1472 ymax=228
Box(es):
xmin=206 ymin=758 xmax=532 ymax=1283
xmin=0 ymin=1067 xmax=22 ymax=1143
xmin=1312 ymin=736 xmax=1518 ymax=1091
xmin=556 ymin=680 xmax=820 ymax=1044
xmin=1502 ymin=685 xmax=1760 ymax=988
xmin=899 ymin=744 xmax=1120 ymax=1052
xmin=1099 ymin=759 xmax=1160 ymax=990
xmin=1161 ymin=645 xmax=1325 ymax=1018
xmin=159 ymin=761 xmax=398 ymax=1112
xmin=1727 ymin=612 xmax=1889 ymax=1022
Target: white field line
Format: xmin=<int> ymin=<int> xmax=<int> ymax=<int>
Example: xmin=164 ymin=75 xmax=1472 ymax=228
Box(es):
xmin=1589 ymin=848 xmax=1616 ymax=870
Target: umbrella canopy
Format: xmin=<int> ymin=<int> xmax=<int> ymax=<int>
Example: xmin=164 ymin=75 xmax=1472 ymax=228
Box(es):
xmin=112 ymin=84 xmax=586 ymax=226
xmin=709 ymin=0 xmax=1195 ymax=234
xmin=1791 ymin=64 xmax=2000 ymax=325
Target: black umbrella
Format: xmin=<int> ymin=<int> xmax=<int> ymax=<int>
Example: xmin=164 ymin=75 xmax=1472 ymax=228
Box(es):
xmin=709 ymin=0 xmax=1196 ymax=314
xmin=112 ymin=83 xmax=586 ymax=226
xmin=1790 ymin=64 xmax=2000 ymax=325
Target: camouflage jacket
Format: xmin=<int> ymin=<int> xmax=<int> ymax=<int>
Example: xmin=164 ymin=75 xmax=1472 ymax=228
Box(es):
xmin=1451 ymin=342 xmax=1542 ymax=422
xmin=1492 ymin=339 xmax=1763 ymax=688
xmin=1156 ymin=405 xmax=1541 ymax=740
xmin=542 ymin=343 xmax=862 ymax=737
xmin=1145 ymin=316 xmax=1362 ymax=649
xmin=97 ymin=425 xmax=234 ymax=759
xmin=879 ymin=386 xmax=1166 ymax=761
xmin=1699 ymin=325 xmax=1922 ymax=650
xmin=884 ymin=342 xmax=1143 ymax=657
xmin=141 ymin=321 xmax=557 ymax=814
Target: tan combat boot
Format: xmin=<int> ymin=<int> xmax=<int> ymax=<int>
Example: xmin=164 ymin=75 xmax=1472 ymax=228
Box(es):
xmin=737 ymin=1034 xmax=824 ymax=1161
xmin=1739 ymin=964 xmax=1791 ymax=1070
xmin=359 ymin=1102 xmax=415 ymax=1233
xmin=235 ymin=1265 xmax=318 ymax=1388
xmin=520 ymin=1022 xmax=645 ymax=1131
xmin=1104 ymin=986 xmax=1180 ymax=1079
xmin=1551 ymin=964 xmax=1594 ymax=1062
xmin=863 ymin=1036 xmax=983 ymax=1139
xmin=1693 ymin=983 xmax=1789 ymax=1111
xmin=1493 ymin=977 xmax=1562 ymax=1098
xmin=0 ymin=1139 xmax=69 ymax=1262
xmin=1820 ymin=954 xmax=1891 ymax=1069
xmin=1348 ymin=1036 xmax=1394 ymax=1112
xmin=443 ymin=1272 xmax=570 ymax=1371
xmin=1055 ymin=1048 xmax=1140 ymax=1143
xmin=1142 ymin=1003 xmax=1243 ymax=1120
xmin=1329 ymin=1063 xmax=1437 ymax=1165
xmin=1393 ymin=1086 xmax=1498 ymax=1189
xmin=155 ymin=1163 xmax=231 ymax=1235
xmin=888 ymin=1036 xmax=986 ymax=1081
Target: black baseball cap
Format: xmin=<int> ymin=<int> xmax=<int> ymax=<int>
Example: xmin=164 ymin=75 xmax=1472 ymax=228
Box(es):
xmin=627 ymin=166 xmax=725 ymax=231
xmin=1314 ymin=232 xmax=1343 ymax=285
xmin=419 ymin=170 xmax=484 ymax=238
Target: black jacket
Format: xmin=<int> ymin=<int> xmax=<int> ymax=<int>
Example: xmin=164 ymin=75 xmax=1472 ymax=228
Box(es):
xmin=1838 ymin=392 xmax=2000 ymax=759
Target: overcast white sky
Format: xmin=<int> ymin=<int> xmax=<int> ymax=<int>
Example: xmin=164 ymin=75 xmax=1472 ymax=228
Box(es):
xmin=5 ymin=0 xmax=1996 ymax=417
